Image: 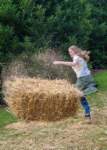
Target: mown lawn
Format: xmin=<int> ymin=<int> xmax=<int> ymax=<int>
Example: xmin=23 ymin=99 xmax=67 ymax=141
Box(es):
xmin=0 ymin=70 xmax=107 ymax=150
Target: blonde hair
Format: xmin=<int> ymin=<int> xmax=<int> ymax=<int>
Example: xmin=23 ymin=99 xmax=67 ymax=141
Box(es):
xmin=69 ymin=45 xmax=90 ymax=62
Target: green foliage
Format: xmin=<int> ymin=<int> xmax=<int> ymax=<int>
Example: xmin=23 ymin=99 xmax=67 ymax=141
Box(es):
xmin=0 ymin=0 xmax=107 ymax=68
xmin=89 ymin=0 xmax=107 ymax=68
xmin=48 ymin=0 xmax=92 ymax=50
xmin=0 ymin=0 xmax=49 ymax=63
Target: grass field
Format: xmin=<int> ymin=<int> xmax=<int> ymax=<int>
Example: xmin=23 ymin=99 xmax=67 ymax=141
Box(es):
xmin=0 ymin=70 xmax=107 ymax=150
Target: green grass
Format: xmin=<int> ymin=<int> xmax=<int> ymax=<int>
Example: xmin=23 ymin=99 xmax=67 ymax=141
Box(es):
xmin=88 ymin=70 xmax=107 ymax=107
xmin=0 ymin=108 xmax=17 ymax=128
xmin=94 ymin=70 xmax=107 ymax=91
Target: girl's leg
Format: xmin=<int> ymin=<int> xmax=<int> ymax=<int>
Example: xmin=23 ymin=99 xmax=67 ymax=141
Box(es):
xmin=80 ymin=96 xmax=91 ymax=118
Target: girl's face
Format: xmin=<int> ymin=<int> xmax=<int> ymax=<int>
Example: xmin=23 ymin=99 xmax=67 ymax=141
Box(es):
xmin=68 ymin=48 xmax=76 ymax=57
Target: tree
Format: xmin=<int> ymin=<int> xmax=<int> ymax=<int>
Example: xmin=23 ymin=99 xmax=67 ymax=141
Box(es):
xmin=0 ymin=0 xmax=48 ymax=63
xmin=89 ymin=0 xmax=107 ymax=68
xmin=0 ymin=0 xmax=107 ymax=68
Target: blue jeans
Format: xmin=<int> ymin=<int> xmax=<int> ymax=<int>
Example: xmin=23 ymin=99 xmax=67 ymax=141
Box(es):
xmin=80 ymin=96 xmax=91 ymax=117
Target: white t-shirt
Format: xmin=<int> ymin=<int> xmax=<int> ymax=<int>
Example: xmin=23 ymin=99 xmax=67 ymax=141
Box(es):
xmin=72 ymin=55 xmax=90 ymax=78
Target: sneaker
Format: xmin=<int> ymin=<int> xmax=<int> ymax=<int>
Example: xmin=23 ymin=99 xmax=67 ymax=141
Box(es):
xmin=85 ymin=115 xmax=92 ymax=124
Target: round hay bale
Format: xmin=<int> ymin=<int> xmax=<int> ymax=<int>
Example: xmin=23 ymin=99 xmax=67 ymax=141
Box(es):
xmin=4 ymin=77 xmax=83 ymax=121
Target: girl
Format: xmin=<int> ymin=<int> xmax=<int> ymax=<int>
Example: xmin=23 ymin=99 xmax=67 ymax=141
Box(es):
xmin=53 ymin=45 xmax=97 ymax=123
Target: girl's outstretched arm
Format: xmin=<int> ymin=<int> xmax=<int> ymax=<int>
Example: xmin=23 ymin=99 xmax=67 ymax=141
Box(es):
xmin=53 ymin=61 xmax=77 ymax=67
